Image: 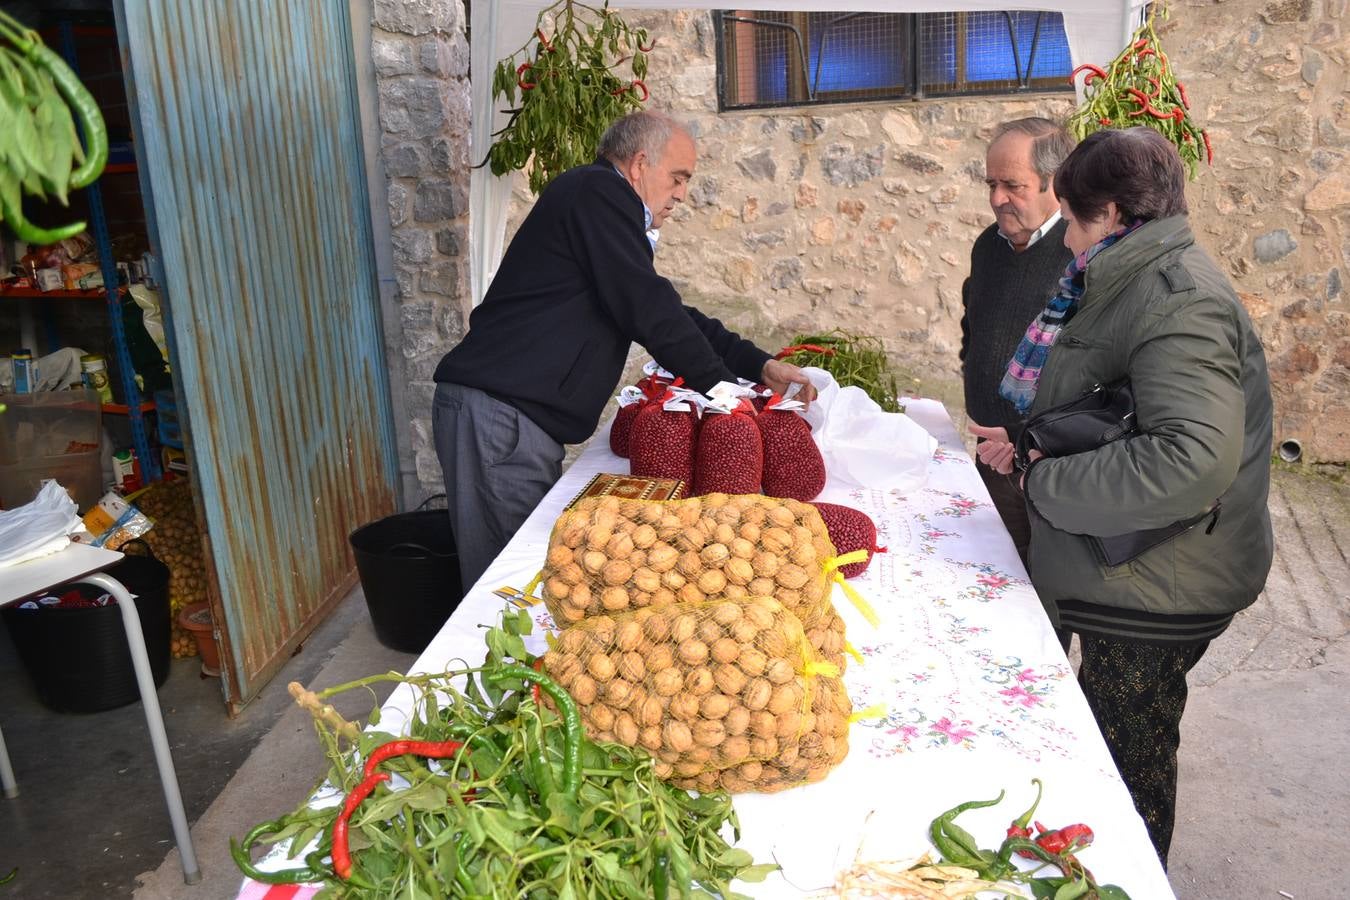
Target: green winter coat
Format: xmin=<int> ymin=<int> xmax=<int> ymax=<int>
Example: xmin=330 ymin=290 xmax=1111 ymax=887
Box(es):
xmin=1023 ymin=215 xmax=1274 ymax=642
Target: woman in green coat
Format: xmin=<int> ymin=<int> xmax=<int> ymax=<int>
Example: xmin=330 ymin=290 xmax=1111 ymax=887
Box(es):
xmin=977 ymin=127 xmax=1274 ymax=866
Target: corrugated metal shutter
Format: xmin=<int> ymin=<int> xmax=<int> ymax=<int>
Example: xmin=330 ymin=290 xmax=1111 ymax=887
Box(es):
xmin=119 ymin=0 xmax=398 ymax=709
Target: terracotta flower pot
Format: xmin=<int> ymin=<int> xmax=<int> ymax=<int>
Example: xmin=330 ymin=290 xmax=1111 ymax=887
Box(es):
xmin=177 ymin=601 xmax=221 ymax=677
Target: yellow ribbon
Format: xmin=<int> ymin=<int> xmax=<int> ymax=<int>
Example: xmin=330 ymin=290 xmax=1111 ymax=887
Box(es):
xmin=519 ymin=570 xmax=545 ymax=608
xmin=832 ymin=572 xmax=880 ymax=627
xmin=803 ymin=660 xmax=841 ymax=679
xmin=844 ymin=641 xmax=864 ymax=666
xmin=848 ymin=703 xmax=887 ymax=724
xmin=820 ymin=549 xmax=869 ymax=578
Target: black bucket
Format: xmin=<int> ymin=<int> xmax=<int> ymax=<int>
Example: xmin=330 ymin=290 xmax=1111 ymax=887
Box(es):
xmin=1 ymin=541 xmax=172 ymax=713
xmin=349 ymin=496 xmax=463 ymax=653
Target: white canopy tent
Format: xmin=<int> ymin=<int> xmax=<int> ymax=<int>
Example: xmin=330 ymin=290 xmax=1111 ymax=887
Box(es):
xmin=469 ymin=0 xmax=1148 ymax=304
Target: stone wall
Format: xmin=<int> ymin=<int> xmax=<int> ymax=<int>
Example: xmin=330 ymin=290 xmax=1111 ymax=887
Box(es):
xmin=492 ymin=3 xmax=1347 ymax=461
xmin=369 ymin=0 xmax=472 ymax=501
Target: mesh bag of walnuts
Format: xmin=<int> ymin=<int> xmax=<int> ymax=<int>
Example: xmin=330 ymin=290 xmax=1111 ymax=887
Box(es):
xmin=541 ymin=597 xmax=839 ymax=783
xmin=536 ymin=493 xmax=866 ymax=669
xmin=673 ymin=669 xmax=853 ymax=794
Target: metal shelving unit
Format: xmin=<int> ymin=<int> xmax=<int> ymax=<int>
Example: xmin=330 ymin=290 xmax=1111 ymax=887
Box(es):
xmin=56 ymin=19 xmax=161 ymax=482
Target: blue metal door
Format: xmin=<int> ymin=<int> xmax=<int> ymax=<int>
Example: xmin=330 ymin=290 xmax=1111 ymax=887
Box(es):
xmin=116 ymin=1 xmax=398 ymax=709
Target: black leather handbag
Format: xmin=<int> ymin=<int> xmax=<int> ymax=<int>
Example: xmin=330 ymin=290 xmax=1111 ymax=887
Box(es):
xmin=1015 ymin=378 xmax=1137 ymax=470
xmin=1015 ymin=378 xmax=1220 ymax=566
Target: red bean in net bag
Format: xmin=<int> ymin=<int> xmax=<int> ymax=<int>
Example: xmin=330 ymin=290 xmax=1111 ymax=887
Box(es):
xmin=629 ymin=390 xmax=700 ymax=487
xmin=692 ymin=399 xmax=762 ymax=496
xmin=810 ymin=502 xmax=884 ymax=578
xmin=757 ymin=398 xmax=825 ymax=501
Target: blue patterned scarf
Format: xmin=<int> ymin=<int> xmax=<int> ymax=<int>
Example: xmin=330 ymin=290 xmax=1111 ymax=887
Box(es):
xmin=999 ymin=220 xmax=1143 ymax=414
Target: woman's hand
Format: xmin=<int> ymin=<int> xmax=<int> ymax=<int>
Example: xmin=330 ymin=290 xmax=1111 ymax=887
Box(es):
xmin=968 ymin=422 xmax=1016 ymax=475
xmin=761 ymin=359 xmax=817 ymax=406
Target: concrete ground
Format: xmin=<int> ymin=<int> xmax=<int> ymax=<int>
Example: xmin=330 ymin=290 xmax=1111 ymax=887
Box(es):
xmin=1 ymin=465 xmax=1345 ymax=899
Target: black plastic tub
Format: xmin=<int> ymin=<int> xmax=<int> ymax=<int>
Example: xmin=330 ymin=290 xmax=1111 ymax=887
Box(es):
xmin=2 ymin=548 xmax=171 ymax=713
xmin=349 ymin=502 xmax=462 ymax=654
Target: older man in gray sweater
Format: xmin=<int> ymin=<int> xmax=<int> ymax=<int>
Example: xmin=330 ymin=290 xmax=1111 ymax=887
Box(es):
xmin=961 ymin=118 xmax=1075 ymax=572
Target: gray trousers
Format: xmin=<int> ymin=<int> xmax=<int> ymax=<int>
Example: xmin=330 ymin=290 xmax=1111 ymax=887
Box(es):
xmin=432 ymin=383 xmax=564 ymax=594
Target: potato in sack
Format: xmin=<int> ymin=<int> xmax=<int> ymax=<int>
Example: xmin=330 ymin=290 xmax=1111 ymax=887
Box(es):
xmin=541 ymin=597 xmax=837 ymax=777
xmin=758 ymin=395 xmax=826 ymax=502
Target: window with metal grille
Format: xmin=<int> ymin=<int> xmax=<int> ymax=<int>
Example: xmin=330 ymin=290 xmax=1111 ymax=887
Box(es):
xmin=716 ymin=10 xmax=1074 ymax=109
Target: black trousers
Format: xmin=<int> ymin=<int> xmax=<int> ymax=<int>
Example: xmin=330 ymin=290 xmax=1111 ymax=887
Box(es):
xmin=976 ymin=458 xmax=1031 ymax=572
xmin=1077 ymin=633 xmax=1210 ymax=868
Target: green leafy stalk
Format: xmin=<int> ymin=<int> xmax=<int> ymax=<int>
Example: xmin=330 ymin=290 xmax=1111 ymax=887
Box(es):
xmin=235 ymin=611 xmax=775 ymax=897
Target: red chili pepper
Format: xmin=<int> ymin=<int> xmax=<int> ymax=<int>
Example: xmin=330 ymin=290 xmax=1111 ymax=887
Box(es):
xmin=1177 ymin=82 xmax=1191 ymax=109
xmin=536 ymin=28 xmax=553 ymax=52
xmin=1069 ymin=63 xmax=1108 ymax=85
xmin=1136 ymin=47 xmax=1157 ymax=60
xmin=1202 ymin=130 xmax=1214 ymax=164
xmin=1171 ymin=108 xmax=1186 ymax=123
xmin=332 ymin=771 xmax=389 ymax=879
xmin=1133 ymin=37 xmax=1149 ymax=50
xmin=1099 ymin=117 xmax=1113 ymax=126
xmin=361 ymin=739 xmax=466 ymax=780
xmin=610 ymin=85 xmax=631 ymax=96
xmin=774 ymin=343 xmax=838 ymax=360
xmin=632 ymin=79 xmax=649 ymax=102
xmin=1006 ymin=778 xmax=1043 ymax=845
xmin=1032 ymin=821 xmax=1094 ymax=856
xmin=516 ymin=62 xmax=536 ymax=90
xmin=531 ymin=657 xmax=545 ymax=705
xmin=1146 ymin=76 xmax=1162 ymax=98
xmin=638 ymin=40 xmax=655 ymax=52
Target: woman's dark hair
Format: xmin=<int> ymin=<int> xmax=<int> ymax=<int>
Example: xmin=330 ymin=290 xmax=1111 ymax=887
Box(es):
xmin=1052 ymin=127 xmax=1188 ymax=224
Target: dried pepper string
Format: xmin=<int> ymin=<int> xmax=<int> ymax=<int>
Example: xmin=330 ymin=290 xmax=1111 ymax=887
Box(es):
xmin=1066 ymin=4 xmax=1210 ymax=178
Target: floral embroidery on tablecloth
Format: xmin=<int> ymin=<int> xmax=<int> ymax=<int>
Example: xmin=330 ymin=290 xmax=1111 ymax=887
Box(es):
xmin=924 ymin=490 xmax=983 ymax=518
xmin=931 ymin=445 xmax=965 ymax=465
xmin=912 ymin=513 xmax=955 ymax=555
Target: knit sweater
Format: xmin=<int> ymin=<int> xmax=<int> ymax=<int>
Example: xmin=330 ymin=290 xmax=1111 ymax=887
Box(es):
xmin=435 ymin=160 xmax=770 ymax=445
xmin=959 ymin=220 xmax=1072 ymax=432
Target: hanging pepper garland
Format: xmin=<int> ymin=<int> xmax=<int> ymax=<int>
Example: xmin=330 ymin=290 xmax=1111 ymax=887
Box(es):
xmin=1066 ymin=7 xmax=1211 ymax=179
xmin=485 ymin=0 xmax=653 ymax=195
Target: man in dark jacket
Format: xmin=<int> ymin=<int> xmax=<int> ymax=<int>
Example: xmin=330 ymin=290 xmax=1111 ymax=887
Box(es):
xmin=962 ymin=118 xmax=1075 ymax=571
xmin=433 ymin=111 xmax=813 ymax=592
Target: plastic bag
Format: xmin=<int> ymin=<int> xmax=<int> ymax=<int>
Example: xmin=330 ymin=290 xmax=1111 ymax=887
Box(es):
xmin=0 ymin=479 xmax=81 ymax=567
xmin=801 ymin=367 xmax=935 ymax=494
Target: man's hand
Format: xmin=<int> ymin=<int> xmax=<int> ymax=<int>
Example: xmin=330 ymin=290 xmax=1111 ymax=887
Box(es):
xmin=761 ymin=359 xmax=817 ymax=405
xmin=968 ymin=422 xmax=1016 ymax=475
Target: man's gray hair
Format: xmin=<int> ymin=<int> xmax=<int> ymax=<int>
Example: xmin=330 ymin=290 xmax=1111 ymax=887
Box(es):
xmin=598 ymin=111 xmax=689 ymax=166
xmin=991 ymin=117 xmax=1075 ymax=191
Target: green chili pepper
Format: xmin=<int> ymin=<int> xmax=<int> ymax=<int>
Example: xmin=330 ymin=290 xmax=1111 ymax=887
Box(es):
xmin=929 ymin=790 xmax=1004 ymax=870
xmin=487 ymin=664 xmax=582 ymax=800
xmin=229 ymin=817 xmax=326 ymax=885
xmin=0 ymin=868 xmax=15 ymax=886
xmin=652 ymin=845 xmax=670 ymax=900
xmin=451 ymin=833 xmax=475 ymax=893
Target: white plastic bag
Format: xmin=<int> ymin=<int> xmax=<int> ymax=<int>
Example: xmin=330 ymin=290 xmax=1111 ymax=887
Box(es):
xmin=801 ymin=367 xmax=936 ymax=493
xmin=0 ymin=480 xmax=82 ymax=568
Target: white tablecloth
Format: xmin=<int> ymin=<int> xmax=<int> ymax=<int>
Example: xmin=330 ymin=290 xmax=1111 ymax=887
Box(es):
xmin=371 ymin=400 xmax=1174 ymax=899
xmin=242 ymin=399 xmax=1176 ymax=899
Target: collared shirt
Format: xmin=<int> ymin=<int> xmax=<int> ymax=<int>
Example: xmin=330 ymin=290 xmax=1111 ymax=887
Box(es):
xmin=1000 ymin=209 xmax=1062 ymax=252
xmin=613 ymin=164 xmax=660 ymax=251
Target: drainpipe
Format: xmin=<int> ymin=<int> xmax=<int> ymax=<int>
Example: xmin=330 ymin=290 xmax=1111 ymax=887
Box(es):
xmin=1278 ymin=438 xmax=1303 ymax=463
